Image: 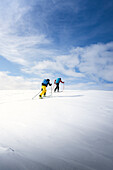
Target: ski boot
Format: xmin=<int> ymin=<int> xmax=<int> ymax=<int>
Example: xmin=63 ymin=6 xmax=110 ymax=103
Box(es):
xmin=39 ymin=95 xmax=43 ymax=99
xmin=43 ymin=93 xmax=46 ymax=97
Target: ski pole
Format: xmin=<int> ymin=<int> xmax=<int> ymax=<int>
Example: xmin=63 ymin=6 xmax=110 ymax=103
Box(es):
xmin=63 ymin=83 xmax=64 ymax=91
xmin=51 ymin=85 xmax=52 ymax=96
xmin=52 ymin=84 xmax=55 ymax=91
xmin=32 ymin=90 xmax=41 ymax=100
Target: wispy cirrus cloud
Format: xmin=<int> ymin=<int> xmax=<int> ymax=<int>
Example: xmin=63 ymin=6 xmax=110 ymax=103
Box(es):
xmin=0 ymin=33 xmax=52 ymax=65
xmin=0 ymin=0 xmax=53 ymax=66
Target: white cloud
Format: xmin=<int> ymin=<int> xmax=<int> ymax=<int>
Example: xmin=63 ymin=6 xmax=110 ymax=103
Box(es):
xmin=56 ymin=54 xmax=79 ymax=68
xmin=21 ymin=42 xmax=113 ymax=84
xmin=0 ymin=33 xmax=51 ymax=65
xmin=0 ymin=0 xmax=52 ymax=66
xmin=72 ymin=42 xmax=113 ymax=82
xmin=0 ymin=71 xmax=41 ymax=90
xmin=65 ymin=82 xmax=96 ymax=90
xmin=22 ymin=59 xmax=84 ymax=78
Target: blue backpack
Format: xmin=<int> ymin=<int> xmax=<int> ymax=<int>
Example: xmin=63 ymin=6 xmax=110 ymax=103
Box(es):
xmin=42 ymin=79 xmax=48 ymax=85
xmin=56 ymin=78 xmax=61 ymax=83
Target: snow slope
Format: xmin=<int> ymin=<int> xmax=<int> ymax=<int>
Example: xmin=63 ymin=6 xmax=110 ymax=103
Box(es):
xmin=0 ymin=90 xmax=113 ymax=170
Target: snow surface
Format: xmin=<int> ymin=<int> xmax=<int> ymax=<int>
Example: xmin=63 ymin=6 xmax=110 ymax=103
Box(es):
xmin=0 ymin=90 xmax=113 ymax=170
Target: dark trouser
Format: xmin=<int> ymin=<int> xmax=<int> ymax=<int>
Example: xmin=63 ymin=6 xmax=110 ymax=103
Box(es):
xmin=54 ymin=83 xmax=59 ymax=92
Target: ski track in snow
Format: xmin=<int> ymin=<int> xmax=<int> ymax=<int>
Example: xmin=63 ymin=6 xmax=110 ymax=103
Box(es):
xmin=0 ymin=90 xmax=113 ymax=170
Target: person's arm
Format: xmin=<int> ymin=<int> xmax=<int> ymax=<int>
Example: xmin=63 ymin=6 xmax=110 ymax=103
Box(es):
xmin=48 ymin=80 xmax=52 ymax=86
xmin=60 ymin=79 xmax=64 ymax=83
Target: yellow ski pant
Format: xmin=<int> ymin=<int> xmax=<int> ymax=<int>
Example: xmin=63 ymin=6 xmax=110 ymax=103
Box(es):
xmin=40 ymin=85 xmax=47 ymax=97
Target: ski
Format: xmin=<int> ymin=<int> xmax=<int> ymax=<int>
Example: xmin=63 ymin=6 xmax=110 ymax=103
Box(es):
xmin=54 ymin=91 xmax=63 ymax=93
xmin=39 ymin=95 xmax=52 ymax=99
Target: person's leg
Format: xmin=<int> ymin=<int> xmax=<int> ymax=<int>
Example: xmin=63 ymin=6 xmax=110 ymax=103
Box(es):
xmin=40 ymin=86 xmax=46 ymax=97
xmin=43 ymin=86 xmax=47 ymax=96
xmin=54 ymin=83 xmax=59 ymax=92
xmin=57 ymin=83 xmax=59 ymax=92
xmin=54 ymin=84 xmax=57 ymax=92
xmin=44 ymin=92 xmax=46 ymax=96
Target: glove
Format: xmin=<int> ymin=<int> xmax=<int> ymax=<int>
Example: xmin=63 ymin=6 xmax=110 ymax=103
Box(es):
xmin=50 ymin=83 xmax=52 ymax=86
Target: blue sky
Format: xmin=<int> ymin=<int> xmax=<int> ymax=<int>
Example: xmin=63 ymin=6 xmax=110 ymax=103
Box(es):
xmin=0 ymin=0 xmax=113 ymax=90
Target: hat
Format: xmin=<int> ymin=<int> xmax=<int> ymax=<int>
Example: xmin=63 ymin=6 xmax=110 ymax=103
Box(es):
xmin=47 ymin=79 xmax=50 ymax=81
